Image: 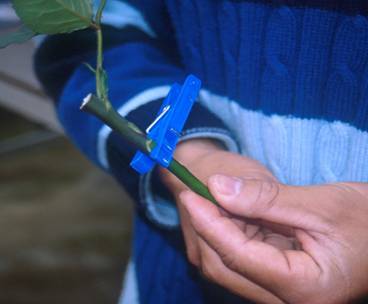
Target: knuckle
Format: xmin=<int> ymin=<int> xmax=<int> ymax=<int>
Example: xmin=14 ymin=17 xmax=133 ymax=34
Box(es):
xmin=186 ymin=249 xmax=200 ymax=267
xmin=200 ymin=262 xmax=213 ymax=280
xmin=218 ymin=251 xmax=238 ymax=272
xmin=200 ymin=259 xmax=218 ymax=281
xmin=251 ymin=179 xmax=280 ymax=215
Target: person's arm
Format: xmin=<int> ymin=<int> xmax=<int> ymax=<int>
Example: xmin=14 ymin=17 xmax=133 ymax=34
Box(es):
xmin=179 ymin=173 xmax=368 ymax=304
xmin=34 ymin=0 xmax=240 ymax=228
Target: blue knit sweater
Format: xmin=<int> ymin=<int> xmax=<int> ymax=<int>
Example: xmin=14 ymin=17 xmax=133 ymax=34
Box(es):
xmin=34 ymin=1 xmax=368 ymax=303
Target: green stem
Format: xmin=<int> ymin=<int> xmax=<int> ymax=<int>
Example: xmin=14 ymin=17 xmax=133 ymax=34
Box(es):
xmin=94 ymin=0 xmax=109 ymax=109
xmin=95 ymin=0 xmax=107 ymax=26
xmin=86 ymin=0 xmax=217 ymax=205
xmin=95 ymin=28 xmax=104 ymax=101
xmin=81 ymin=94 xmax=218 ymax=205
xmin=81 ymin=94 xmax=154 ymax=153
xmin=168 ymin=160 xmax=217 ymax=205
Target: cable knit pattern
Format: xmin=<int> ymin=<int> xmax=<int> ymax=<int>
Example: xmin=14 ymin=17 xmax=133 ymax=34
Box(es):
xmin=294 ymin=9 xmax=336 ymax=117
xmin=164 ymin=0 xmax=368 ymax=186
xmin=200 ymin=90 xmax=368 ymax=185
xmin=166 ymin=1 xmax=368 ymax=125
xmin=123 ymin=2 xmax=368 ymax=303
xmin=260 ymin=5 xmax=296 ymax=114
xmin=42 ymin=2 xmax=368 ymax=304
xmin=217 ymin=2 xmax=239 ymax=97
xmin=316 ymin=123 xmax=350 ymax=182
xmin=324 ymin=15 xmax=368 ymax=125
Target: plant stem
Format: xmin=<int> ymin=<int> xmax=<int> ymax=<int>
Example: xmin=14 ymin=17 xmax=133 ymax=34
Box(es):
xmin=94 ymin=0 xmax=109 ymax=109
xmin=81 ymin=94 xmax=154 ymax=153
xmin=95 ymin=0 xmax=107 ymax=26
xmin=95 ymin=28 xmax=104 ymax=101
xmin=168 ymin=160 xmax=217 ymax=204
xmin=86 ymin=0 xmax=217 ymax=205
xmin=81 ymin=94 xmax=218 ymax=205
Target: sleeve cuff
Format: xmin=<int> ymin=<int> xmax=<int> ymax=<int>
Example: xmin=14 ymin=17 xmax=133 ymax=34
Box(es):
xmin=104 ymin=87 xmax=240 ymax=229
xmin=140 ymin=127 xmax=240 ymax=229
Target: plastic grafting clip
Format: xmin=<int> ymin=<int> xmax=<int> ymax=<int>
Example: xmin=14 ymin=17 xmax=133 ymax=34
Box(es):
xmin=130 ymin=74 xmax=201 ymax=174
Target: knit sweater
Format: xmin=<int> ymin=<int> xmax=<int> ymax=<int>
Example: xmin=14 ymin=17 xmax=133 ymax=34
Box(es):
xmin=34 ymin=1 xmax=368 ymax=303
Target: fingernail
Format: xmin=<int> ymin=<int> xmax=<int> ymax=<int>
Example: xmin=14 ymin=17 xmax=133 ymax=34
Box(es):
xmin=211 ymin=174 xmax=242 ymax=197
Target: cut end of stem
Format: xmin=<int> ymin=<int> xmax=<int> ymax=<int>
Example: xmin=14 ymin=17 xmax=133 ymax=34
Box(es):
xmin=80 ymin=93 xmax=93 ymax=110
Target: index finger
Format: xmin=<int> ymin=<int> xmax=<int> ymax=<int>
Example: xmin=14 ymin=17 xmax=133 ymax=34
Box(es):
xmin=179 ymin=190 xmax=322 ymax=297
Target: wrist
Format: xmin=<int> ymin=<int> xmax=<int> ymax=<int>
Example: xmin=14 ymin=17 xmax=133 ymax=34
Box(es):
xmin=174 ymin=138 xmax=225 ymax=165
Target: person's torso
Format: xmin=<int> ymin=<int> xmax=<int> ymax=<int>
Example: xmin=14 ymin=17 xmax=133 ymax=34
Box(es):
xmin=165 ymin=0 xmax=368 ymax=185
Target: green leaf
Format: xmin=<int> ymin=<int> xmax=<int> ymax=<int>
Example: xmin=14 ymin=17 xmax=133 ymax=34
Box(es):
xmin=0 ymin=25 xmax=36 ymax=49
xmin=12 ymin=0 xmax=93 ymax=34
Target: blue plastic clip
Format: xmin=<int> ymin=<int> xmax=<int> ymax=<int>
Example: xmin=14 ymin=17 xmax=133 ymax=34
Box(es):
xmin=130 ymin=75 xmax=201 ymax=174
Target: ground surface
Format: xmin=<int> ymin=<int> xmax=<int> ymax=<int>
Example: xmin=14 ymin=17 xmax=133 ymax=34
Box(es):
xmin=0 ymin=111 xmax=133 ymax=304
xmin=0 ymin=21 xmax=133 ymax=304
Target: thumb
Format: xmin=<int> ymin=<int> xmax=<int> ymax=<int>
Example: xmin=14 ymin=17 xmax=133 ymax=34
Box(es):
xmin=208 ymin=174 xmax=331 ymax=231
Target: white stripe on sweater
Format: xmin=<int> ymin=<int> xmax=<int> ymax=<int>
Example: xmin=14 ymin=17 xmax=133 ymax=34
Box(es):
xmin=199 ymin=90 xmax=368 ymax=185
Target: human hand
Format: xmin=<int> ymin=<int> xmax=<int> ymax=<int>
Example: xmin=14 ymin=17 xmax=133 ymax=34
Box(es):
xmin=179 ymin=175 xmax=368 ymax=304
xmin=159 ymin=139 xmax=293 ymax=303
xmin=159 ymin=138 xmax=275 ymax=197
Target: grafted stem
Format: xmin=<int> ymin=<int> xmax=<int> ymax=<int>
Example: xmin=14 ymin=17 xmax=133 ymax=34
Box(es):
xmin=81 ymin=94 xmax=218 ymax=205
xmin=83 ymin=0 xmax=217 ymax=205
xmin=81 ymin=94 xmax=154 ymax=153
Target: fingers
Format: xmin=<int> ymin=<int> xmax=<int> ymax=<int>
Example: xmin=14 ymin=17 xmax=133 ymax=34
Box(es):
xmin=180 ymin=190 xmax=321 ymax=296
xmin=177 ymin=201 xmax=201 ymax=266
xmin=178 ymin=193 xmax=283 ymax=303
xmin=196 ymin=236 xmax=285 ymax=304
xmin=208 ymin=174 xmax=337 ymax=232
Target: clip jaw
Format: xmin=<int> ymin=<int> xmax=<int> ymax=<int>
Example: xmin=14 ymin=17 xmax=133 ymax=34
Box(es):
xmin=130 ymin=75 xmax=201 ymax=174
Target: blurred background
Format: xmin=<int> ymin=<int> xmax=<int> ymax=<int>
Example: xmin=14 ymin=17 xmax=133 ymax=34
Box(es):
xmin=0 ymin=1 xmax=133 ymax=303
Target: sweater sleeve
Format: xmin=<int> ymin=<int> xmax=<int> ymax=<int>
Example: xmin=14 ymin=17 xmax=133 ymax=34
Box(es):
xmin=34 ymin=0 xmax=240 ymax=229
